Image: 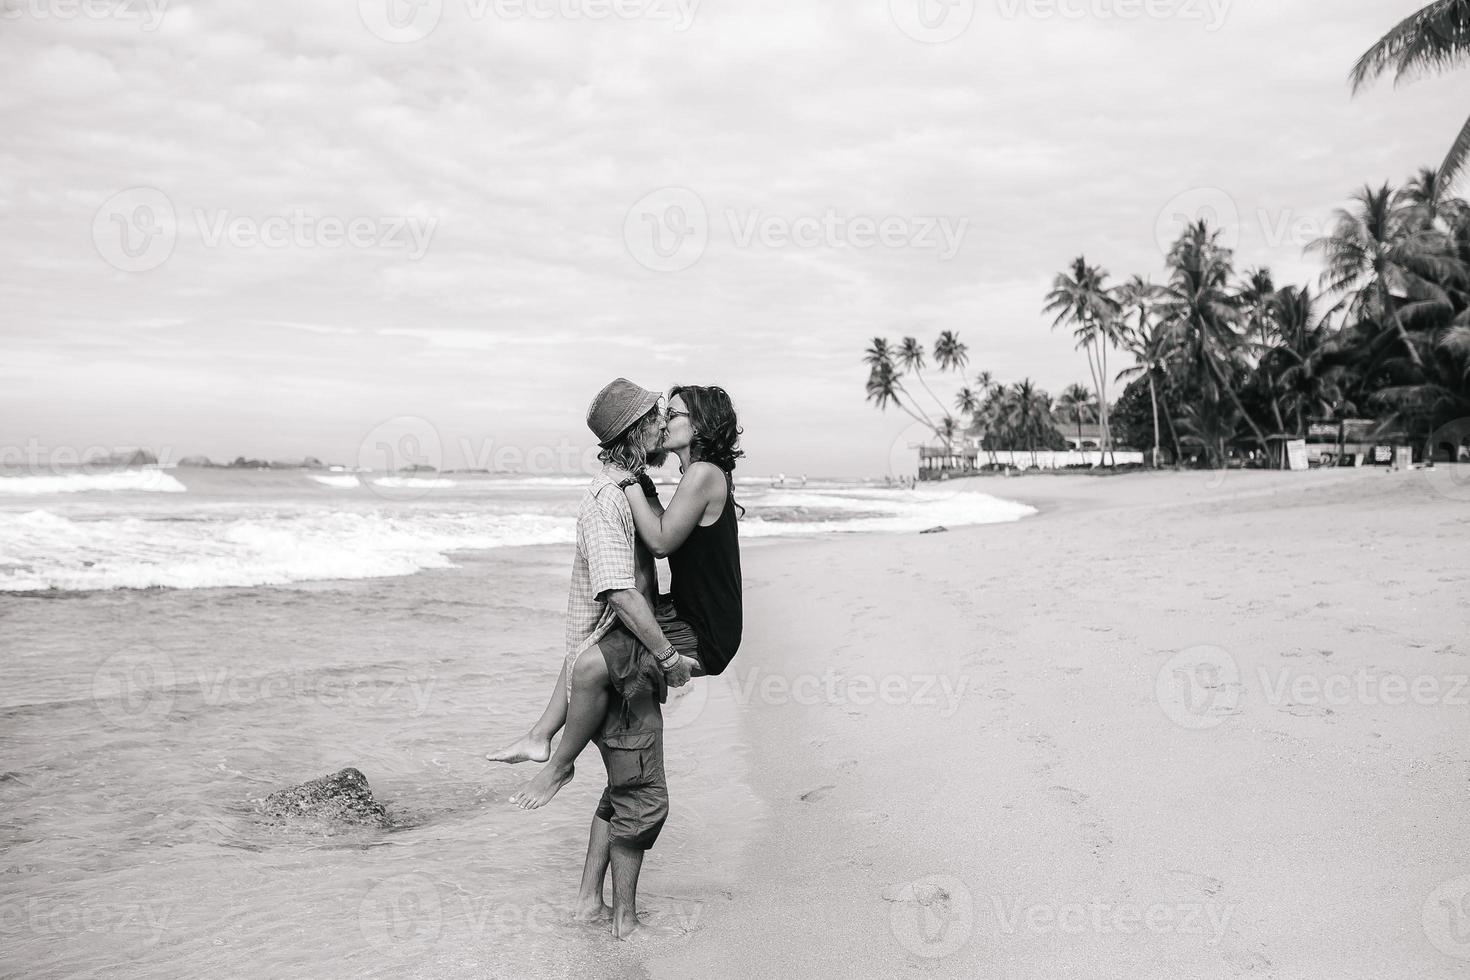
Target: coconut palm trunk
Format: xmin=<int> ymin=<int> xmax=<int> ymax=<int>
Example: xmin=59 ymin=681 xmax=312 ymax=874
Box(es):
xmin=1147 ymin=373 xmax=1162 ymax=468
xmin=1099 ymin=340 xmax=1114 ymax=466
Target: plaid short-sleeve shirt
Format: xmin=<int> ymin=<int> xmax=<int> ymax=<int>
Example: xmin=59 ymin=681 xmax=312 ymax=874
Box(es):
xmin=565 ymin=469 xmax=639 ymax=661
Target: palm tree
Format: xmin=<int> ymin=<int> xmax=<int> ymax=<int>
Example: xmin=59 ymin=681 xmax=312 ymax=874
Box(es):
xmin=864 ymin=339 xmax=937 ymax=431
xmin=1044 ymin=256 xmax=1121 ymax=464
xmin=934 ymin=330 xmax=970 ymax=373
xmin=937 ymin=415 xmax=960 ymax=455
xmin=1001 ymin=379 xmax=1055 ymax=468
xmin=970 ymin=374 xmax=1005 ymax=466
xmin=1055 ymin=383 xmax=1097 ymax=453
xmin=1307 ymin=184 xmax=1459 ymax=369
xmin=864 ymin=337 xmax=934 ymax=429
xmin=1158 ymin=220 xmax=1272 ymax=465
xmin=1114 ymin=275 xmax=1172 ymax=466
xmin=896 ymin=336 xmax=950 ymax=420
xmin=1239 ymin=268 xmax=1279 ymax=353
xmin=1351 ymin=1 xmax=1470 ymax=195
xmin=1268 ymin=285 xmax=1345 ymax=438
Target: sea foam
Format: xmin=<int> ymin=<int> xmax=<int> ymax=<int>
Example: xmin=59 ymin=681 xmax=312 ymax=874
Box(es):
xmin=0 ymin=470 xmax=187 ymax=495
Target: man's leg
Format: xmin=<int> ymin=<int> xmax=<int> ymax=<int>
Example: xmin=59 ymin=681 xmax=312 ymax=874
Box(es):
xmin=510 ymin=649 xmax=610 ymax=809
xmin=486 ymin=660 xmax=570 ymax=764
xmin=609 ymin=843 xmax=645 ymax=939
xmin=574 ymin=814 xmax=613 ymax=922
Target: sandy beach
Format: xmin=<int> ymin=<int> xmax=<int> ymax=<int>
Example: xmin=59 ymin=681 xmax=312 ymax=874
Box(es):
xmin=3 ymin=466 xmax=1465 ymax=979
xmin=638 ymin=467 xmax=1468 ymax=978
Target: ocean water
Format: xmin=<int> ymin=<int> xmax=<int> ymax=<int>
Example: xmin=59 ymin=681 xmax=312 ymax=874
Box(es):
xmin=0 ymin=468 xmax=1035 ymax=594
xmin=0 ymin=467 xmax=1033 ymax=977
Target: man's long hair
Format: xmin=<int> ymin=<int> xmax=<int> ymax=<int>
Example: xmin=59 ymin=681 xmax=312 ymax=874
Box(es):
xmin=597 ymin=407 xmax=662 ymax=474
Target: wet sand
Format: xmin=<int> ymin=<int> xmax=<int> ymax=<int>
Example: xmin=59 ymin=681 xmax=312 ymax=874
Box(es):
xmin=645 ymin=466 xmax=1470 ymax=978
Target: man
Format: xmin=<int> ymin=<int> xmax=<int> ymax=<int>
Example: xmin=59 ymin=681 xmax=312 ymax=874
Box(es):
xmin=511 ymin=377 xmax=692 ymax=940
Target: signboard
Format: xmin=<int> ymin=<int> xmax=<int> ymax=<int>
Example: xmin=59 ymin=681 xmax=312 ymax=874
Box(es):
xmin=1373 ymin=446 xmax=1393 ymax=464
xmin=1285 ymin=439 xmax=1309 ymax=472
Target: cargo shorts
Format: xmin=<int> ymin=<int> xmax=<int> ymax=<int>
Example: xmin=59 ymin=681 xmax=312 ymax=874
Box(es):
xmin=593 ymin=630 xmax=669 ymax=851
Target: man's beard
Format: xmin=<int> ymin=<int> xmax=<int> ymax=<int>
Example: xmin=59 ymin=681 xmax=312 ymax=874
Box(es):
xmin=645 ymin=448 xmax=670 ymax=468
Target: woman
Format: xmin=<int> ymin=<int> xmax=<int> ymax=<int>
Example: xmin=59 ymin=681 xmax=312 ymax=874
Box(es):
xmin=487 ymin=384 xmax=744 ymax=809
xmin=626 ymin=383 xmax=743 ymax=679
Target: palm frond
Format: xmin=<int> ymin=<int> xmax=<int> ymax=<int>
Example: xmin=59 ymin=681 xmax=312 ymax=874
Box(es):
xmin=1438 ymin=112 xmax=1470 ymax=193
xmin=1350 ymin=0 xmax=1470 ymax=93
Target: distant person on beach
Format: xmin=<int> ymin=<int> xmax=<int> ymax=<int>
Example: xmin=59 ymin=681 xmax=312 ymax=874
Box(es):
xmin=486 ymin=379 xmax=745 ymax=939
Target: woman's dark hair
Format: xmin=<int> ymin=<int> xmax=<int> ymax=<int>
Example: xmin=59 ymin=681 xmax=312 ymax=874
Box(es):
xmin=597 ymin=407 xmax=661 ymax=475
xmin=670 ymin=385 xmax=744 ymax=474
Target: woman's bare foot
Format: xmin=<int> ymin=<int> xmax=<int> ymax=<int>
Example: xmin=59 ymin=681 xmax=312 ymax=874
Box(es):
xmin=509 ymin=760 xmax=574 ymax=809
xmin=486 ymin=733 xmax=551 ymax=764
xmin=611 ymin=907 xmax=640 ymax=940
xmin=573 ymin=897 xmax=611 ymax=922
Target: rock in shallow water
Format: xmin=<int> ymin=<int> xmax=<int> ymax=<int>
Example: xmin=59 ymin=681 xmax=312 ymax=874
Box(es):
xmin=262 ymin=768 xmax=390 ymax=827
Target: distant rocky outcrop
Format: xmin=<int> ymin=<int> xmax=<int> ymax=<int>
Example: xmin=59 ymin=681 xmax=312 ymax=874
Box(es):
xmin=85 ymin=449 xmax=158 ymax=469
xmin=177 ymin=455 xmax=213 ymax=468
xmin=261 ymin=768 xmax=390 ymax=827
xmin=227 ymin=457 xmax=271 ymax=469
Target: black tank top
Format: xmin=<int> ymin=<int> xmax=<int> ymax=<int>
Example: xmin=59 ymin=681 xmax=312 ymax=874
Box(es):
xmin=669 ymin=474 xmax=742 ymax=675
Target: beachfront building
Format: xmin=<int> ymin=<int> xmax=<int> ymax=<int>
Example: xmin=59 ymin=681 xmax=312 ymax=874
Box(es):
xmin=1303 ymin=418 xmax=1413 ymax=466
xmin=918 ymin=445 xmax=980 ymax=480
xmin=1062 ymin=423 xmax=1104 ymax=451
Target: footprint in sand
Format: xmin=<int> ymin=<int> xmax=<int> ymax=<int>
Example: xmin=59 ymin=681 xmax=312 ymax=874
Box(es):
xmin=1051 ymin=786 xmax=1089 ymax=806
xmin=629 ymin=897 xmax=708 ymax=937
xmin=1279 ymin=704 xmax=1334 ymax=718
xmin=1220 ymin=946 xmax=1271 ymax=973
xmin=800 ymin=785 xmax=836 ymax=803
xmin=1080 ymin=821 xmax=1113 ymax=857
xmin=1167 ymin=869 xmax=1225 ymax=896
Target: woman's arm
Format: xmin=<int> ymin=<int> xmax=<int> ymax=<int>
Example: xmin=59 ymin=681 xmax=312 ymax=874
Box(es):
xmin=623 ymin=462 xmax=725 ymax=558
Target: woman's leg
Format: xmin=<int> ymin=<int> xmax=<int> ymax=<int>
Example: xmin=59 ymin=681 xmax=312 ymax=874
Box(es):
xmin=485 ymin=660 xmax=570 ymax=764
xmin=511 ymin=649 xmax=610 ymax=809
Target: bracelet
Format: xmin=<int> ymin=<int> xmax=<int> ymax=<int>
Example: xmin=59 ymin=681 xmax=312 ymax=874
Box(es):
xmin=655 ymin=645 xmax=680 ymax=668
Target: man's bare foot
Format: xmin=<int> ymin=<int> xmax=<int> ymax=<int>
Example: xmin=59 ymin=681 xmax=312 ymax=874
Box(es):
xmin=486 ymin=734 xmax=551 ymax=764
xmin=509 ymin=761 xmax=573 ymax=809
xmin=611 ymin=907 xmax=640 ymax=940
xmin=573 ymin=897 xmax=611 ymax=922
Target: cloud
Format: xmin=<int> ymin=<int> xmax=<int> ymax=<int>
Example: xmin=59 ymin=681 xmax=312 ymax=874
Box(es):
xmin=0 ymin=0 xmax=1461 ymax=474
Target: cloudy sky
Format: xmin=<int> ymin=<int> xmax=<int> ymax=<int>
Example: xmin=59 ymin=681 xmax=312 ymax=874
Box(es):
xmin=2 ymin=0 xmax=1463 ymax=477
